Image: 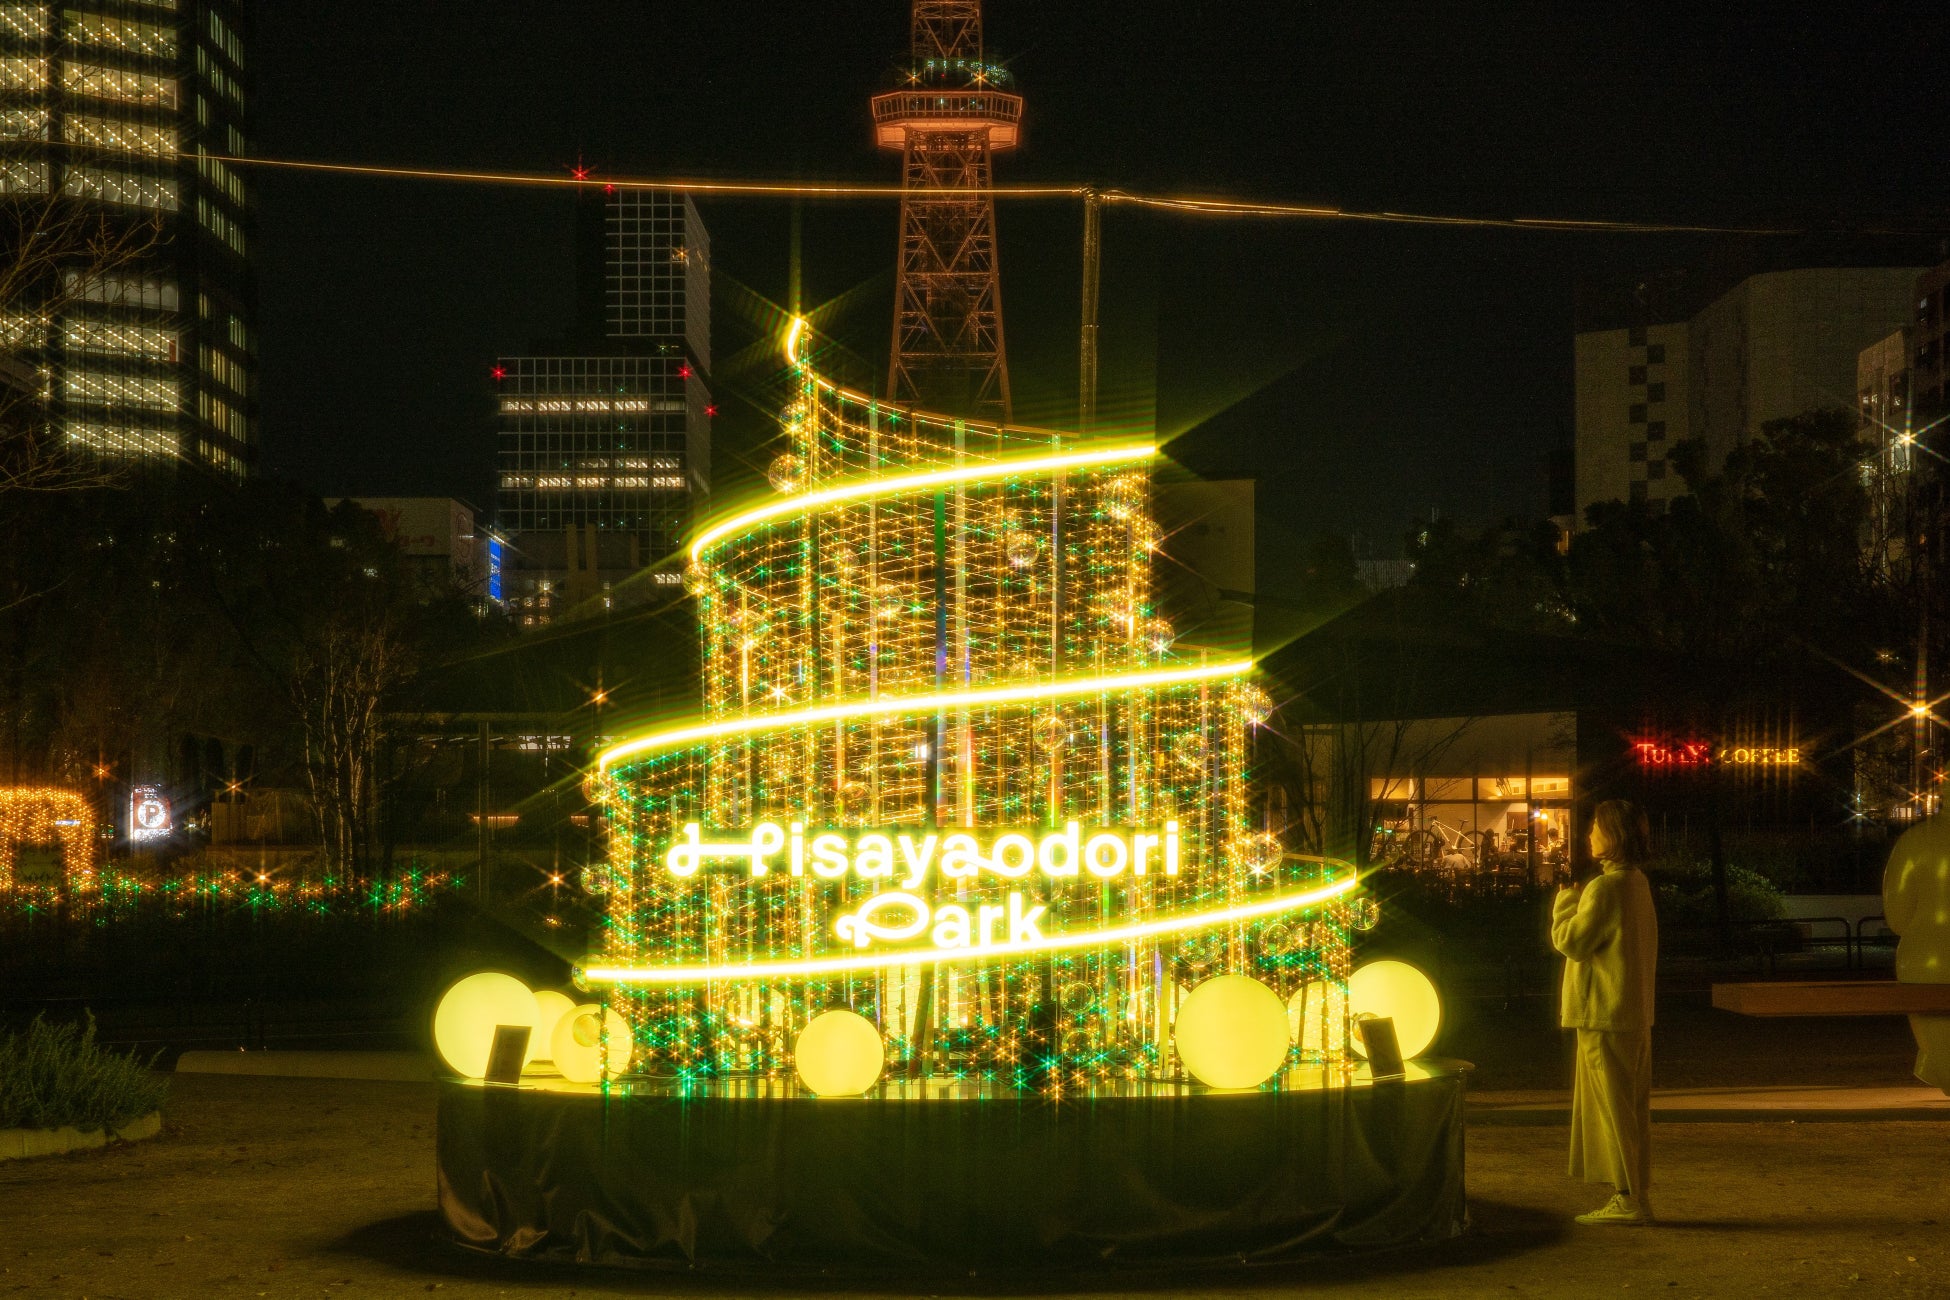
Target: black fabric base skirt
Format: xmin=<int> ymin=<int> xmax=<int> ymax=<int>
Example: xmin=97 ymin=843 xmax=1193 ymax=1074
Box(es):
xmin=436 ymin=1060 xmax=1470 ymax=1273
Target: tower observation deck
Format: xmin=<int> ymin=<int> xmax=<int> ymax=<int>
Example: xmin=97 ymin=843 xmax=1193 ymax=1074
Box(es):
xmin=873 ymin=1 xmax=1022 ymax=421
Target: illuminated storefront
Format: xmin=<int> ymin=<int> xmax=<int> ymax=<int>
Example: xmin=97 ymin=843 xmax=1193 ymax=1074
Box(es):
xmin=1361 ymin=712 xmax=1577 ymax=884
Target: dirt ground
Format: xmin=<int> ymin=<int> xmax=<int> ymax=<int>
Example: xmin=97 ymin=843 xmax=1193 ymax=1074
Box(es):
xmin=2 ymin=1072 xmax=1947 ymax=1300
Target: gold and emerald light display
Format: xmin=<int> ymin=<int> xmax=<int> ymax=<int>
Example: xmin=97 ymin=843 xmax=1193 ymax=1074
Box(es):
xmin=582 ymin=321 xmax=1363 ymax=1089
xmin=0 ymin=787 xmax=98 ymax=894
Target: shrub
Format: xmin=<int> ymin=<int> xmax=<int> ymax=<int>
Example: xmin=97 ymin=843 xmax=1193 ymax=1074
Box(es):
xmin=0 ymin=1014 xmax=168 ymax=1132
xmin=1649 ymin=858 xmax=1785 ymax=928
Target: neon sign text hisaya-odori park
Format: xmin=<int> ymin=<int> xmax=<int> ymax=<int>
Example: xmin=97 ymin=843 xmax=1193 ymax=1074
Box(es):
xmin=663 ymin=821 xmax=1182 ymax=886
xmin=661 ymin=821 xmax=1182 ymax=957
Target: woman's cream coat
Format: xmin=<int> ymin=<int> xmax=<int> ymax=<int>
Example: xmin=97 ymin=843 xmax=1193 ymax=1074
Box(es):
xmin=1552 ymin=865 xmax=1658 ymax=1032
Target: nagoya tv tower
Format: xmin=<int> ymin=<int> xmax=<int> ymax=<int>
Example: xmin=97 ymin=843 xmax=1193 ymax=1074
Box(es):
xmin=872 ymin=1 xmax=1023 ymax=421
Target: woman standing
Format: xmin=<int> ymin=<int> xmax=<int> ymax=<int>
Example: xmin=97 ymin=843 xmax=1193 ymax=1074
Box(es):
xmin=1552 ymin=799 xmax=1659 ymax=1225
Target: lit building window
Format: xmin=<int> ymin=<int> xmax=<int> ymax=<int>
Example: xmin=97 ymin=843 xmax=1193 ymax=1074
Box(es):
xmin=63 ymin=114 xmax=176 ymax=156
xmin=196 ymin=197 xmax=246 ymax=257
xmin=193 ymin=44 xmax=242 ymax=108
xmin=64 ymin=166 xmax=178 ymax=211
xmin=207 ymin=8 xmax=242 ymax=67
xmin=0 ymin=107 xmax=48 ymax=140
xmin=0 ymin=157 xmax=48 ymax=195
xmin=0 ymin=56 xmax=46 ymax=90
xmin=64 ymin=370 xmax=180 ymax=411
xmin=0 ymin=7 xmax=48 ymax=40
xmin=0 ymin=314 xmax=43 ymax=349
xmin=64 ymin=422 xmax=177 ymax=459
xmin=197 ymin=391 xmax=246 ymax=439
xmin=63 ymin=61 xmax=177 ymax=108
xmin=66 ymin=318 xmax=178 ymax=360
xmin=64 ymin=10 xmax=177 ymax=59
xmin=196 ymin=153 xmax=246 ymax=205
xmin=200 ymin=345 xmax=247 ymax=395
xmin=63 ymin=270 xmax=178 ymax=310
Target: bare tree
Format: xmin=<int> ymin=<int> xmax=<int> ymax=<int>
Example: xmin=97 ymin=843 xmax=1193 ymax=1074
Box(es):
xmin=0 ymin=179 xmax=166 ymax=495
xmin=1268 ymin=713 xmax=1474 ymax=867
xmin=289 ymin=603 xmax=416 ymax=877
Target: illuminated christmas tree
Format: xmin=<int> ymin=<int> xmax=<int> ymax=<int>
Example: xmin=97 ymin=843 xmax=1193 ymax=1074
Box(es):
xmin=581 ymin=323 xmax=1365 ymax=1090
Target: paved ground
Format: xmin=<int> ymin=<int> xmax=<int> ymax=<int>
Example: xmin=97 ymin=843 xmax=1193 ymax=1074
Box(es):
xmin=3 ymin=1070 xmax=1948 ymax=1299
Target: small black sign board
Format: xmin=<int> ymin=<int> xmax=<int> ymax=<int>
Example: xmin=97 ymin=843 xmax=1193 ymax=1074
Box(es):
xmin=484 ymin=1025 xmax=531 ymax=1087
xmin=14 ymin=844 xmax=63 ymax=884
xmin=1357 ymin=1015 xmax=1406 ymax=1081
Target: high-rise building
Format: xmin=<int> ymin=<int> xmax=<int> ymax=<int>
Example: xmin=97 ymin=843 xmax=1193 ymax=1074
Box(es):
xmin=1574 ymin=267 xmax=1921 ymax=518
xmin=1911 ymin=260 xmax=1950 ymax=431
xmin=1857 ymin=324 xmax=1912 ymax=566
xmin=0 ymin=2 xmax=255 ymax=479
xmin=1853 ymin=258 xmax=1950 ymax=585
xmin=325 ymin=497 xmax=491 ymax=602
xmin=494 ymin=189 xmax=710 ymax=628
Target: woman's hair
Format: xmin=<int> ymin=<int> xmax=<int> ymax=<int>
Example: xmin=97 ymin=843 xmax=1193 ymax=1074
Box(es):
xmin=1591 ymin=799 xmax=1652 ymax=865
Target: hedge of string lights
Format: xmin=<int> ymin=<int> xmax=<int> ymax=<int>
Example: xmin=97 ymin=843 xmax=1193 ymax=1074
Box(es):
xmin=0 ymin=787 xmax=98 ymax=894
xmin=537 ymin=320 xmax=1437 ymax=1095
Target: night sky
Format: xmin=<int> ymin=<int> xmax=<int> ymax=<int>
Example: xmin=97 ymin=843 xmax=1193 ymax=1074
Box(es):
xmin=251 ymin=1 xmax=1950 ymax=556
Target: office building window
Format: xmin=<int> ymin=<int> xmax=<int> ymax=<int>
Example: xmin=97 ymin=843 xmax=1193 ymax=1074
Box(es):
xmin=64 ymin=270 xmax=178 ymax=309
xmin=0 ymin=156 xmax=47 ymax=194
xmin=63 ymin=61 xmax=177 ymax=107
xmin=64 ymin=370 xmax=180 ymax=410
xmin=64 ymin=10 xmax=176 ymax=59
xmin=0 ymin=107 xmax=48 ymax=139
xmin=0 ymin=56 xmax=45 ymax=90
xmin=196 ymin=153 xmax=247 ymax=205
xmin=0 ymin=5 xmax=49 ymax=38
xmin=64 ymin=422 xmax=176 ymax=459
xmin=64 ymin=114 xmax=176 ymax=156
xmin=64 ymin=166 xmax=178 ymax=211
xmin=66 ymin=318 xmax=178 ymax=360
xmin=200 ymin=344 xmax=247 ymax=395
xmin=0 ymin=314 xmax=42 ymax=349
xmin=197 ymin=196 xmax=246 ymax=257
xmin=206 ymin=9 xmax=242 ymax=67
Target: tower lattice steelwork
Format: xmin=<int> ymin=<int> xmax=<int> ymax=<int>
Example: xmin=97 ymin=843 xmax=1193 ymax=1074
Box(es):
xmin=873 ymin=1 xmax=1021 ymax=421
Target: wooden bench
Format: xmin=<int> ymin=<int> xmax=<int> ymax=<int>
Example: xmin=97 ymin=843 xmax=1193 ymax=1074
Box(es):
xmin=1712 ymin=980 xmax=1950 ymax=1017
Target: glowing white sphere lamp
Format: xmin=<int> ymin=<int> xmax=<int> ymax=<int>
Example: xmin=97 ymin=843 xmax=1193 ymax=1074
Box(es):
xmin=1347 ymin=959 xmax=1443 ymax=1060
xmin=1173 ymin=974 xmax=1290 ymax=1090
xmin=551 ymin=1004 xmax=634 ymax=1085
xmin=433 ymin=972 xmax=537 ymax=1079
xmin=529 ymin=989 xmax=577 ymax=1064
xmin=793 ymin=1009 xmax=885 ymax=1096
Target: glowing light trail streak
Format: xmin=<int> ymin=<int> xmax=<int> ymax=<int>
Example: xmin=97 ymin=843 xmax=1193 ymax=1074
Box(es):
xmin=142 ymin=150 xmax=1833 ymax=237
xmin=687 ymin=440 xmax=1157 ymax=564
xmin=579 ymin=865 xmax=1359 ymax=986
xmin=596 ymin=657 xmax=1253 ymax=774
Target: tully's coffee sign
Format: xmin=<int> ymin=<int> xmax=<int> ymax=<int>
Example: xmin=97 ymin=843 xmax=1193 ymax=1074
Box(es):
xmin=1632 ymin=740 xmax=1800 ymax=771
